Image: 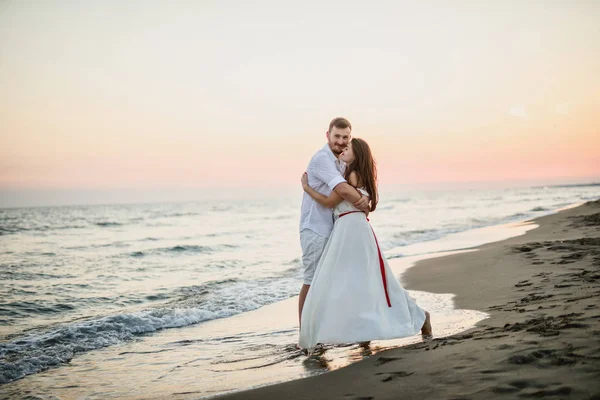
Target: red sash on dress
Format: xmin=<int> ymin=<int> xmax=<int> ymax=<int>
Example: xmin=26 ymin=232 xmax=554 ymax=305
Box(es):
xmin=338 ymin=211 xmax=392 ymax=307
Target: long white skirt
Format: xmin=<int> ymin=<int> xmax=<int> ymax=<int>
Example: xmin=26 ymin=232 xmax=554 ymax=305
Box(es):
xmin=299 ymin=212 xmax=426 ymax=350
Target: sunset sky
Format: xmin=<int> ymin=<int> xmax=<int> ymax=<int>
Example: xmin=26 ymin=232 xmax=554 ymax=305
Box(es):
xmin=1 ymin=0 xmax=599 ymax=202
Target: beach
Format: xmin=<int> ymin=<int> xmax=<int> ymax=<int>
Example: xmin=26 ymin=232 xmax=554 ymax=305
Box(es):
xmin=1 ymin=188 xmax=599 ymax=399
xmin=2 ymin=0 xmax=600 ymax=398
xmin=216 ymin=199 xmax=600 ymax=400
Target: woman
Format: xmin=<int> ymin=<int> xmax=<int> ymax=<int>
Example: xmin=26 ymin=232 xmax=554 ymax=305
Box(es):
xmin=299 ymin=138 xmax=432 ymax=351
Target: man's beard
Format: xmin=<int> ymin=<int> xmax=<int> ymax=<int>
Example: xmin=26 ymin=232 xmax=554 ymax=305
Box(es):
xmin=329 ymin=143 xmax=343 ymax=155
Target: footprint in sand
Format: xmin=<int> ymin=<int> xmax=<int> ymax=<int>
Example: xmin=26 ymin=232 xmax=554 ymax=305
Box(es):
xmin=374 ymin=356 xmax=402 ymax=366
xmin=515 ymin=280 xmax=533 ymax=287
xmin=376 ymin=371 xmax=415 ymax=382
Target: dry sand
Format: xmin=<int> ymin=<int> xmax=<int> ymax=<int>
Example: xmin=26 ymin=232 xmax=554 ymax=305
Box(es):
xmin=215 ymin=199 xmax=600 ymax=400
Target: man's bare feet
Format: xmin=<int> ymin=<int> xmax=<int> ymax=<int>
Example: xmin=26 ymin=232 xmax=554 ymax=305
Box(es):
xmin=421 ymin=311 xmax=432 ymax=336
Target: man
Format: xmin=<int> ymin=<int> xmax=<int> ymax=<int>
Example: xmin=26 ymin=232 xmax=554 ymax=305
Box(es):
xmin=298 ymin=117 xmax=369 ymax=326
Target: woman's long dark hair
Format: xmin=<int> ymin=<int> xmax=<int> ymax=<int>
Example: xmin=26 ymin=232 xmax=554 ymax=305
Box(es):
xmin=344 ymin=138 xmax=378 ymax=212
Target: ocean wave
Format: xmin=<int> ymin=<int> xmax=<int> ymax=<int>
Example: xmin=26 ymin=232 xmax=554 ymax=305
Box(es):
xmin=0 ymin=291 xmax=150 ymax=324
xmin=95 ymin=221 xmax=122 ymax=227
xmin=0 ymin=270 xmax=76 ymax=281
xmin=394 ymin=229 xmax=436 ymax=237
xmin=0 ymin=307 xmax=231 ymax=384
xmin=545 ymin=182 xmax=600 ymax=189
xmin=22 ymin=251 xmax=56 ymax=257
xmin=469 ymin=218 xmax=487 ymax=224
xmin=0 ymin=275 xmax=300 ymax=385
xmin=509 ymin=213 xmax=527 ymax=218
xmin=6 ymin=301 xmax=76 ymax=314
xmin=516 ymin=197 xmax=543 ymax=203
xmin=148 ymin=212 xmax=201 ymax=219
xmin=0 ymin=228 xmax=15 ymax=235
xmin=0 ymin=224 xmax=87 ymax=235
xmin=389 ymin=228 xmax=443 ymax=247
xmin=530 ymin=206 xmax=548 ymax=212
xmin=385 ymin=208 xmax=546 ymax=251
xmin=158 ymin=245 xmax=213 ymax=254
xmin=0 ymin=224 xmax=28 ymax=235
xmin=145 ymin=294 xmax=171 ymax=301
xmin=127 ymin=244 xmax=238 ymax=258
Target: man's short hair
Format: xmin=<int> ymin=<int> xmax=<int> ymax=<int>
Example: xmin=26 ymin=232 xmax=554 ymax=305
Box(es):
xmin=328 ymin=117 xmax=352 ymax=133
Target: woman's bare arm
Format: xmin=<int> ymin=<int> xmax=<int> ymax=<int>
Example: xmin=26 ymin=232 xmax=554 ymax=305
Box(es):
xmin=301 ymin=172 xmax=367 ymax=209
xmin=301 ymin=173 xmax=347 ymax=208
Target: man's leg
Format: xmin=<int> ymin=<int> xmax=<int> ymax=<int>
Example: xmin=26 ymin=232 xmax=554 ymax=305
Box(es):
xmin=298 ymin=284 xmax=310 ymax=327
xmin=298 ymin=230 xmax=327 ymax=329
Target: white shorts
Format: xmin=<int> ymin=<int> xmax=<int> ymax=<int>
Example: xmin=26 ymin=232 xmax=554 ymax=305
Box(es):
xmin=300 ymin=229 xmax=328 ymax=285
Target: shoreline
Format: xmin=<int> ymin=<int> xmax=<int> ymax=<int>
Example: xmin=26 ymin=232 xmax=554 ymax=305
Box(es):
xmin=215 ymin=199 xmax=600 ymax=400
xmin=2 ymin=200 xmax=597 ymax=399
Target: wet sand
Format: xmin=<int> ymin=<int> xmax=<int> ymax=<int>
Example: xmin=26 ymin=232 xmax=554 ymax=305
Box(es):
xmin=216 ymin=199 xmax=600 ymax=400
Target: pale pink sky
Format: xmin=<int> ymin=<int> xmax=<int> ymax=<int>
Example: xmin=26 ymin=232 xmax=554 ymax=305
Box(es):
xmin=1 ymin=0 xmax=599 ymax=192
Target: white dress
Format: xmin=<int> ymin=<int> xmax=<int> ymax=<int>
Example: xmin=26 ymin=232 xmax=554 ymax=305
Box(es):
xmin=299 ymin=190 xmax=426 ymax=350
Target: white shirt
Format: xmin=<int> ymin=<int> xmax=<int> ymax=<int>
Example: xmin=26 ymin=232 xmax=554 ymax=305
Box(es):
xmin=300 ymin=144 xmax=346 ymax=237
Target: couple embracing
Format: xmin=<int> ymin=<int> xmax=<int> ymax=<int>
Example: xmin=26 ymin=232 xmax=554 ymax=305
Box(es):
xmin=298 ymin=117 xmax=432 ymax=351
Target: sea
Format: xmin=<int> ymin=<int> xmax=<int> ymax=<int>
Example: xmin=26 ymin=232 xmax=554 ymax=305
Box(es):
xmin=1 ymin=183 xmax=598 ymax=399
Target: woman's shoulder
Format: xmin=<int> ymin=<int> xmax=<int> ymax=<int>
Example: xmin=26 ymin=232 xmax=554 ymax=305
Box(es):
xmin=348 ymin=171 xmax=361 ymax=186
